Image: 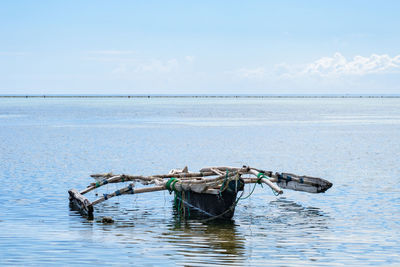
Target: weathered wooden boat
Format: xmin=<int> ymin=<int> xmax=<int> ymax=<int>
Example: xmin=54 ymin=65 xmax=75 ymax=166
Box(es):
xmin=173 ymin=177 xmax=245 ymax=220
xmin=68 ymin=166 xmax=332 ymax=221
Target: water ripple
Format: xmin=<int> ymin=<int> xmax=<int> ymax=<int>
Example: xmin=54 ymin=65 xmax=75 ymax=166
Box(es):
xmin=1 ymin=98 xmax=399 ymax=265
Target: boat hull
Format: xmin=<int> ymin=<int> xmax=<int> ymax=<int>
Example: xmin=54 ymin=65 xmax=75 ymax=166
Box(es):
xmin=174 ymin=178 xmax=244 ymax=220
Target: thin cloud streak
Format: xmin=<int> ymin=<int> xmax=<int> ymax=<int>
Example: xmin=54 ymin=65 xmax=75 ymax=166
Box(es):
xmin=0 ymin=52 xmax=27 ymax=56
xmin=112 ymin=58 xmax=180 ymax=75
xmin=88 ymin=50 xmax=136 ymax=55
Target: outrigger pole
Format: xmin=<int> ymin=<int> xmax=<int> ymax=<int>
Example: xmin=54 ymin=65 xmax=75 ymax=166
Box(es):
xmin=68 ymin=166 xmax=332 ymax=220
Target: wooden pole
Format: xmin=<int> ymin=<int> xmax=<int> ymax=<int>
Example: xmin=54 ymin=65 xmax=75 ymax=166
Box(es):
xmin=248 ymin=169 xmax=283 ymax=194
xmin=200 ymin=166 xmax=248 ymax=173
xmin=81 ymin=172 xmax=219 ymax=195
xmin=91 ymin=171 xmax=216 ymax=179
xmin=91 ymin=184 xmax=166 ymax=206
xmin=90 ymin=171 xmax=239 ymax=205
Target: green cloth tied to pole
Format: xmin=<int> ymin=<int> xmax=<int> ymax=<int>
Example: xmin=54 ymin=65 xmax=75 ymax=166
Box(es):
xmin=256 ymin=172 xmax=265 ymax=186
xmin=257 ymin=172 xmax=282 ymax=195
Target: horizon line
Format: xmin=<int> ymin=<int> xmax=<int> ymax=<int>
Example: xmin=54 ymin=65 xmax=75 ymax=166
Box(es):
xmin=0 ymin=94 xmax=400 ymax=98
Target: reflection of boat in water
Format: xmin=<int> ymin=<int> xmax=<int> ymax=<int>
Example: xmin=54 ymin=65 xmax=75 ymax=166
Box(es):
xmin=68 ymin=166 xmax=332 ymax=220
xmin=164 ymin=219 xmax=246 ymax=263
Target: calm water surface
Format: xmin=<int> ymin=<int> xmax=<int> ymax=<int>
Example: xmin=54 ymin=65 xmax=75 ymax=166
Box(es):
xmin=0 ymin=97 xmax=399 ymax=266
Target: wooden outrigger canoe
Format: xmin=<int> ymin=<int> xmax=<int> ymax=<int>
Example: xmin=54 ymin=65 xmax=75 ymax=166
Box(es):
xmin=68 ymin=166 xmax=332 ymax=220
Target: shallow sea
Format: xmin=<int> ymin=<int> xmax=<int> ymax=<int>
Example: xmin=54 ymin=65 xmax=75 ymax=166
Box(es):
xmin=0 ymin=97 xmax=399 ymax=266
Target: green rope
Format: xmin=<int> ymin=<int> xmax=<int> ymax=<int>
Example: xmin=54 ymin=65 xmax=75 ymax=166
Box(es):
xmin=166 ymin=177 xmax=189 ymax=219
xmin=271 ymin=189 xmax=280 ymax=196
xmin=197 ymin=172 xmax=277 ymax=223
xmin=174 ymin=191 xmax=179 ymax=207
xmin=166 ymin=177 xmax=178 ymax=194
xmin=257 ymin=172 xmax=280 ymax=195
xmin=195 ymin=172 xmax=281 ymax=223
xmin=240 ymin=182 xmax=258 ymax=200
xmin=219 ymin=170 xmax=230 ymax=197
xmin=256 ymin=172 xmax=265 ymax=184
xmin=174 ymin=191 xmax=183 ymax=215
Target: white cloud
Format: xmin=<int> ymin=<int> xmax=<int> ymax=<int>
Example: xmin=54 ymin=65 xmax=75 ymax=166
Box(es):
xmin=111 ymin=64 xmax=128 ymax=74
xmin=235 ymin=67 xmax=268 ymax=80
xmin=185 ymin=56 xmax=195 ymax=62
xmin=234 ymin=53 xmax=400 ymax=80
xmin=302 ymin=53 xmax=400 ymax=76
xmin=134 ymin=59 xmax=179 ymax=73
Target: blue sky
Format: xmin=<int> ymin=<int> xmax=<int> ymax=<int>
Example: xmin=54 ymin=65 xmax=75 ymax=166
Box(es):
xmin=1 ymin=0 xmax=400 ymax=95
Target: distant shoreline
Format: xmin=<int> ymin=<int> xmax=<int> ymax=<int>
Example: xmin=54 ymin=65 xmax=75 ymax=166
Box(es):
xmin=0 ymin=95 xmax=399 ymax=98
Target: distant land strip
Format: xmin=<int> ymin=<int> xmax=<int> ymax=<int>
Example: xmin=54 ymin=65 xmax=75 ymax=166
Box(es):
xmin=0 ymin=95 xmax=399 ymax=98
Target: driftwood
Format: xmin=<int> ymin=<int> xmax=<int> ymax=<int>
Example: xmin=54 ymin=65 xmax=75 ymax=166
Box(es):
xmin=68 ymin=189 xmax=94 ymax=219
xmin=68 ymin=165 xmax=332 ymax=219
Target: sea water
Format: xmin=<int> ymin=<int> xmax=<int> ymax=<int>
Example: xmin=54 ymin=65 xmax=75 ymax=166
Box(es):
xmin=0 ymin=97 xmax=399 ymax=266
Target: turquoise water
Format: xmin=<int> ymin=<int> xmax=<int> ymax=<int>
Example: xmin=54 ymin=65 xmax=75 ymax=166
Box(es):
xmin=0 ymin=97 xmax=399 ymax=266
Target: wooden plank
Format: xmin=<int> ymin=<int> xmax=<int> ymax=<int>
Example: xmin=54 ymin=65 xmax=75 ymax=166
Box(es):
xmin=251 ymin=168 xmax=332 ymax=193
xmin=276 ymin=173 xmax=333 ymax=193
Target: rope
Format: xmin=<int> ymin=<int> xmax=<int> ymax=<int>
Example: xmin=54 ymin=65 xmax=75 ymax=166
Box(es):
xmin=198 ymin=190 xmax=245 ymax=222
xmin=218 ymin=170 xmax=230 ymax=197
xmin=174 ymin=173 xmax=280 ymax=222
xmin=174 ymin=191 xmax=186 ymax=218
xmin=256 ymin=172 xmax=265 ymax=185
xmin=166 ymin=177 xmax=179 ymax=194
xmin=170 ymin=171 xmax=282 ymax=222
xmin=271 ymin=188 xmax=280 ymax=196
xmin=257 ymin=172 xmax=280 ymax=196
xmin=240 ymin=182 xmax=258 ymax=200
